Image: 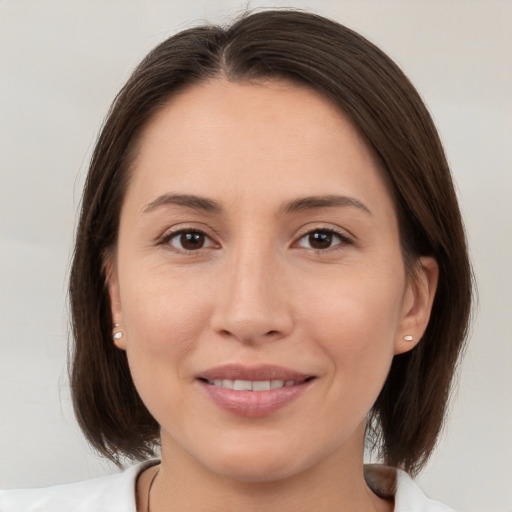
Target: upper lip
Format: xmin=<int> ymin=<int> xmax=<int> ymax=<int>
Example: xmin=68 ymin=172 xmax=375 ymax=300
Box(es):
xmin=198 ymin=364 xmax=313 ymax=382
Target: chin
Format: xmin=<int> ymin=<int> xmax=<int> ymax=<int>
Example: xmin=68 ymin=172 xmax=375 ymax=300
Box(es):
xmin=195 ymin=435 xmax=324 ymax=484
xmin=208 ymin=455 xmax=302 ymax=484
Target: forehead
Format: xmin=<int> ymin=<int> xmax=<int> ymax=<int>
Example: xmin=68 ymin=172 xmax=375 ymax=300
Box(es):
xmin=126 ymin=78 xmax=393 ymax=217
xmin=136 ymin=78 xmax=368 ymax=161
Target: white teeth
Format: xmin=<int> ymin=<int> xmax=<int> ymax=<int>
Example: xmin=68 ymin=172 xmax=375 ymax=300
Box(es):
xmin=208 ymin=379 xmax=297 ymax=390
xmin=234 ymin=379 xmax=252 ymax=391
xmin=252 ymin=380 xmax=271 ymax=391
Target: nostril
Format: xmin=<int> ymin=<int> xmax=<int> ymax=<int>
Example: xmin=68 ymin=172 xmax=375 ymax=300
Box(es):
xmin=212 ymin=308 xmax=294 ymax=344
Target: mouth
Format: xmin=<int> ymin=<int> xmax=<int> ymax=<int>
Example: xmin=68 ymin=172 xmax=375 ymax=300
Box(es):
xmin=197 ymin=364 xmax=315 ymax=389
xmin=196 ymin=364 xmax=316 ymax=417
xmin=201 ymin=378 xmax=312 ymax=390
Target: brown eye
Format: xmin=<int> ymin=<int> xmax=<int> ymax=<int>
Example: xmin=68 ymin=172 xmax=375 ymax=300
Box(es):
xmin=297 ymin=229 xmax=347 ymax=250
xmin=166 ymin=230 xmax=214 ymax=251
xmin=308 ymin=231 xmax=333 ymax=249
xmin=180 ymin=232 xmax=205 ymax=250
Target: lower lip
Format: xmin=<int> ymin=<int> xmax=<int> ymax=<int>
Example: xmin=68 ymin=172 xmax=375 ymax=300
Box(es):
xmin=199 ymin=380 xmax=313 ymax=418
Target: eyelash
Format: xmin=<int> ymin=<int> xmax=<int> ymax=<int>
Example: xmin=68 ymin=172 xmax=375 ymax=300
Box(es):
xmin=158 ymin=226 xmax=352 ymax=254
xmin=294 ymin=226 xmax=353 ymax=252
xmin=159 ymin=228 xmax=217 ymax=253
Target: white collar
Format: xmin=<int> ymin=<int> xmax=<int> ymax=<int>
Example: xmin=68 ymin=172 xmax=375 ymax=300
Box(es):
xmin=0 ymin=461 xmax=454 ymax=511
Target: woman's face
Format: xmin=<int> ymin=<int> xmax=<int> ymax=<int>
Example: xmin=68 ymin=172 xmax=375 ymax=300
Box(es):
xmin=108 ymin=79 xmax=436 ymax=482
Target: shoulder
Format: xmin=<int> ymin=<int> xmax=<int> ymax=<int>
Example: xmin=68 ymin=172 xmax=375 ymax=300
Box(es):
xmin=394 ymin=469 xmax=454 ymax=512
xmin=0 ymin=461 xmax=156 ymax=512
xmin=364 ymin=464 xmax=455 ymax=512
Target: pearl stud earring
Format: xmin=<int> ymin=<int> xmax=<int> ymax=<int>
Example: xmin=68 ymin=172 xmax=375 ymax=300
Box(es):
xmin=403 ymin=335 xmax=413 ymax=341
xmin=113 ymin=323 xmax=124 ymax=341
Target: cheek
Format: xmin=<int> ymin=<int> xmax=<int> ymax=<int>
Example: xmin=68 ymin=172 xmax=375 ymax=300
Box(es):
xmin=297 ymin=265 xmax=405 ymax=384
xmin=300 ymin=264 xmax=405 ymax=340
xmin=117 ymin=267 xmax=215 ymax=423
xmin=119 ymin=265 xmax=211 ymax=378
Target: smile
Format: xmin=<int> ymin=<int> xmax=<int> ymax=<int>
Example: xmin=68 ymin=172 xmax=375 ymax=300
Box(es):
xmin=207 ymin=379 xmax=300 ymax=391
xmin=197 ymin=365 xmax=315 ymax=417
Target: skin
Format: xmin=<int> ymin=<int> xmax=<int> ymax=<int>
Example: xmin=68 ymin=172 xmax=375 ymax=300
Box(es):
xmin=107 ymin=79 xmax=438 ymax=512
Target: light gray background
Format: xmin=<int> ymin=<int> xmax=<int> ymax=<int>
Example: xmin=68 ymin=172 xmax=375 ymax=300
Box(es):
xmin=1 ymin=1 xmax=511 ymax=511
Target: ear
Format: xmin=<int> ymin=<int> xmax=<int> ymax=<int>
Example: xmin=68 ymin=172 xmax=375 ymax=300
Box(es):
xmin=104 ymin=252 xmax=127 ymax=351
xmin=394 ymin=256 xmax=439 ymax=355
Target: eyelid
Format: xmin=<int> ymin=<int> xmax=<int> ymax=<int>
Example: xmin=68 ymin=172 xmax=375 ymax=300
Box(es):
xmin=157 ymin=224 xmax=220 ymax=252
xmin=292 ymin=224 xmax=354 ymax=250
xmin=156 ymin=223 xmax=353 ymax=253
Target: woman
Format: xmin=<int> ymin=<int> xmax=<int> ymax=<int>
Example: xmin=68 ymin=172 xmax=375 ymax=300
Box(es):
xmin=0 ymin=9 xmax=472 ymax=512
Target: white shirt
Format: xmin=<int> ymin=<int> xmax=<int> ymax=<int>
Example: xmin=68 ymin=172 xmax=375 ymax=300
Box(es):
xmin=0 ymin=462 xmax=454 ymax=511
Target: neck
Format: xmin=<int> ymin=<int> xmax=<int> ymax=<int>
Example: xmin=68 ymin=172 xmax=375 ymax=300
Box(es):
xmin=144 ymin=428 xmax=392 ymax=512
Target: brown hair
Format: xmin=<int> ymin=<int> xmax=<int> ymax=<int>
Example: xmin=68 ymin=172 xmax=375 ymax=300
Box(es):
xmin=69 ymin=9 xmax=472 ymax=474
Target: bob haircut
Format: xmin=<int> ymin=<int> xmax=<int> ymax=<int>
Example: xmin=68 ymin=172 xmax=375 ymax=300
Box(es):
xmin=69 ymin=9 xmax=472 ymax=475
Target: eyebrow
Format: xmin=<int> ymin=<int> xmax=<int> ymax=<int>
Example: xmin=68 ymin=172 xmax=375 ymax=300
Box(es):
xmin=282 ymin=195 xmax=372 ymax=215
xmin=143 ymin=193 xmax=222 ymax=214
xmin=143 ymin=193 xmax=371 ymax=216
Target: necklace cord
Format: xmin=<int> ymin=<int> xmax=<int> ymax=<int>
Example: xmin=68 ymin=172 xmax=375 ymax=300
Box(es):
xmin=146 ymin=467 xmax=160 ymax=512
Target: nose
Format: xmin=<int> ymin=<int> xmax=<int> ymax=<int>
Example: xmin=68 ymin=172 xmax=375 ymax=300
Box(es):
xmin=210 ymin=246 xmax=294 ymax=344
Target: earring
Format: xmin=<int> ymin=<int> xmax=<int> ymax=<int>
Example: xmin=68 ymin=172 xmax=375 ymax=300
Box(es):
xmin=403 ymin=335 xmax=413 ymax=341
xmin=113 ymin=323 xmax=124 ymax=341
